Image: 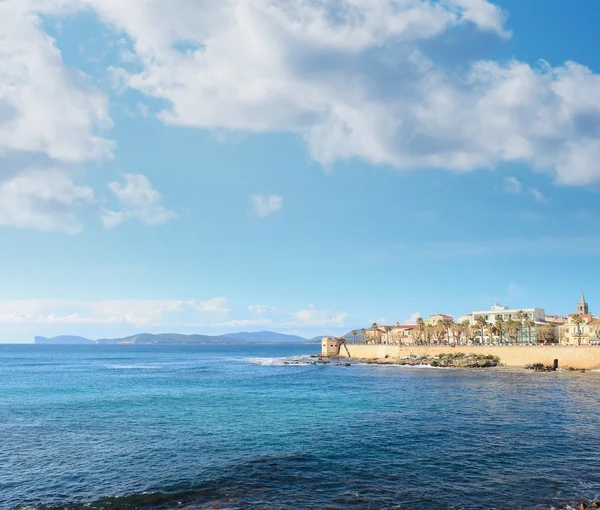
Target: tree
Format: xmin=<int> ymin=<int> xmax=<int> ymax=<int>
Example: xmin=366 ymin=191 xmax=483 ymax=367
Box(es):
xmin=515 ymin=310 xmax=525 ymax=344
xmin=572 ymin=314 xmax=584 ymax=346
xmin=496 ymin=316 xmax=505 ymax=345
xmin=490 ymin=324 xmax=501 ymax=345
xmin=440 ymin=319 xmax=453 ymax=344
xmin=523 ymin=318 xmax=536 ymax=345
xmin=360 ymin=328 xmax=367 ymax=343
xmin=537 ymin=325 xmax=555 ymax=345
xmin=591 ymin=323 xmax=600 ymax=344
xmin=417 ymin=318 xmax=425 ymax=343
xmin=423 ymin=324 xmax=434 ymax=345
xmin=432 ymin=323 xmax=446 ymax=344
xmin=350 ymin=330 xmax=357 ymax=343
xmin=558 ymin=327 xmax=566 ymax=345
xmin=409 ymin=329 xmax=420 ymax=345
xmin=504 ymin=319 xmax=520 ymax=344
xmin=451 ymin=321 xmax=467 ymax=346
xmin=464 ymin=325 xmax=478 ymax=345
xmin=384 ymin=326 xmax=394 ymax=344
xmin=475 ymin=316 xmax=488 ymax=345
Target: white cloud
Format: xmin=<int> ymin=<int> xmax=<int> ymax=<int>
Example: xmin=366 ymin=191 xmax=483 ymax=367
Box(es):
xmin=21 ymin=0 xmax=600 ymax=187
xmin=249 ymin=304 xmax=281 ymax=314
xmin=193 ymin=297 xmax=229 ymax=313
xmin=0 ymin=298 xmax=228 ymax=327
xmin=211 ymin=319 xmax=274 ymax=328
xmin=292 ymin=304 xmax=348 ymax=328
xmin=0 ymin=168 xmax=94 ymax=233
xmin=529 ymin=188 xmax=548 ymax=204
xmin=0 ymin=2 xmax=113 ymax=162
xmin=216 ymin=303 xmax=348 ymax=331
xmin=102 ymin=173 xmax=176 ymax=227
xmin=0 ymin=2 xmax=113 ymax=234
xmin=251 ymin=195 xmax=283 ymax=218
xmin=405 ymin=312 xmax=421 ymax=324
xmin=503 ymin=177 xmax=522 ymax=194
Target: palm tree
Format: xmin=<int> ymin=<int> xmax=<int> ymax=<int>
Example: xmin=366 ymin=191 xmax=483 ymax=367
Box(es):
xmin=490 ymin=324 xmax=500 ymax=345
xmin=417 ymin=318 xmax=425 ymax=344
xmin=523 ymin=318 xmax=536 ymax=345
xmin=360 ymin=328 xmax=367 ymax=343
xmin=505 ymin=319 xmax=520 ymax=345
xmin=475 ymin=316 xmax=488 ymax=345
xmin=515 ymin=311 xmax=525 ymax=344
xmin=350 ymin=330 xmax=357 ymax=343
xmin=496 ymin=316 xmax=505 ymax=345
xmin=440 ymin=319 xmax=453 ymax=344
xmin=370 ymin=322 xmax=379 ymax=345
xmin=572 ymin=314 xmax=584 ymax=346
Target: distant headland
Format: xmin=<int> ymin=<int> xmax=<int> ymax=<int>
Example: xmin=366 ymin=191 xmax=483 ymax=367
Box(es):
xmin=34 ymin=331 xmax=322 ymax=345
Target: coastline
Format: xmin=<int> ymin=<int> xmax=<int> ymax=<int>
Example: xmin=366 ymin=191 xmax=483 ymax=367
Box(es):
xmin=323 ymin=339 xmax=600 ymax=370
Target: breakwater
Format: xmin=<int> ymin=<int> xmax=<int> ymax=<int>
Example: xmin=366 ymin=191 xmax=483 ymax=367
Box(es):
xmin=322 ymin=339 xmax=600 ymax=369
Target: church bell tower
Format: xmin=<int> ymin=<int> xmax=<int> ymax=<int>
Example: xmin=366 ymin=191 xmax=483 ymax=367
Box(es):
xmin=577 ymin=293 xmax=589 ymax=315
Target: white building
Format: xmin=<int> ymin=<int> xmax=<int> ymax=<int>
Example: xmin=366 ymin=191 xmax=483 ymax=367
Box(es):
xmin=460 ymin=303 xmax=546 ymax=325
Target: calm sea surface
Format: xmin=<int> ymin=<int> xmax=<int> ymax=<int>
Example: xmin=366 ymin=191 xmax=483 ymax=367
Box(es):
xmin=1 ymin=344 xmax=600 ymax=510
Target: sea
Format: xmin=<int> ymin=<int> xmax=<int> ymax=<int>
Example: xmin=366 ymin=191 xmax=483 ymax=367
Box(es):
xmin=1 ymin=344 xmax=600 ymax=510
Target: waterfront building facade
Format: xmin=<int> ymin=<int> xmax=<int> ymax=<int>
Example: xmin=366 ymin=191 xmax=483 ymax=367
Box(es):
xmin=424 ymin=313 xmax=454 ymax=326
xmin=462 ymin=303 xmax=546 ymax=325
xmin=558 ymin=294 xmax=600 ymax=345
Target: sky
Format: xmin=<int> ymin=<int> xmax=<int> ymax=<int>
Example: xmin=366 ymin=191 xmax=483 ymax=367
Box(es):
xmin=1 ymin=0 xmax=600 ymax=343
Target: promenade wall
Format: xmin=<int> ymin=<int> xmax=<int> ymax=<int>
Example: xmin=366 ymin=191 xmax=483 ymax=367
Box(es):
xmin=332 ymin=343 xmax=600 ymax=370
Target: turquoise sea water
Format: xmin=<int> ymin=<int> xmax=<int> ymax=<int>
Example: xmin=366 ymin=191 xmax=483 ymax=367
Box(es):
xmin=1 ymin=344 xmax=600 ymax=510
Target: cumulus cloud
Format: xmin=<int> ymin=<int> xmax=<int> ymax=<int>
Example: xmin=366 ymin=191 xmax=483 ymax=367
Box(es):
xmin=0 ymin=168 xmax=94 ymax=233
xmin=405 ymin=312 xmax=422 ymax=324
xmin=0 ymin=1 xmax=113 ymax=233
xmin=193 ymin=297 xmax=230 ymax=313
xmin=251 ymin=195 xmax=283 ymax=218
xmin=292 ymin=304 xmax=348 ymax=328
xmin=0 ymin=2 xmax=113 ymax=162
xmin=101 ymin=173 xmax=176 ymax=228
xmin=20 ymin=0 xmax=600 ymax=186
xmin=0 ymin=298 xmax=229 ymax=327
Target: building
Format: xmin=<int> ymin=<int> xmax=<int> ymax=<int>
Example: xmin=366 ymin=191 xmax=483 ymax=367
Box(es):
xmin=558 ymin=294 xmax=599 ymax=345
xmin=461 ymin=303 xmax=546 ymax=326
xmin=545 ymin=315 xmax=567 ymax=325
xmin=366 ymin=323 xmax=419 ymax=344
xmin=424 ymin=313 xmax=454 ymax=326
xmin=577 ymin=293 xmax=589 ymax=315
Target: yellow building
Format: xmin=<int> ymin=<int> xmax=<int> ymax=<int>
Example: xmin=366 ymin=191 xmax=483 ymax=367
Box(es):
xmin=558 ymin=294 xmax=600 ymax=345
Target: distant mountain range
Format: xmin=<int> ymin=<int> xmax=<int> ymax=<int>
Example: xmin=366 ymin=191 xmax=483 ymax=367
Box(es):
xmin=34 ymin=331 xmax=323 ymax=345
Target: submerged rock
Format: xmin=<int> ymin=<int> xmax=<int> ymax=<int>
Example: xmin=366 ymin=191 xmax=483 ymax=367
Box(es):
xmin=525 ymin=363 xmax=556 ymax=372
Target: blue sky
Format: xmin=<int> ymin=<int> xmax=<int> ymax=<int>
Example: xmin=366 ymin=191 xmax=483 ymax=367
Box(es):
xmin=1 ymin=0 xmax=600 ymax=342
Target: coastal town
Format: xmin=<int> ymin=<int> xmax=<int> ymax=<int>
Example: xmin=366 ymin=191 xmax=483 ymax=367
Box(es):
xmin=348 ymin=294 xmax=600 ymax=347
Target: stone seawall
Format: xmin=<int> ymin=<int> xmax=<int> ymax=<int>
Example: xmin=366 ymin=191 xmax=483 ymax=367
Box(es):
xmin=331 ymin=343 xmax=600 ymax=370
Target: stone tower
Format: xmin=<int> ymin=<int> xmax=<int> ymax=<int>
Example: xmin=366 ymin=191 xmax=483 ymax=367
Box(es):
xmin=577 ymin=293 xmax=589 ymax=315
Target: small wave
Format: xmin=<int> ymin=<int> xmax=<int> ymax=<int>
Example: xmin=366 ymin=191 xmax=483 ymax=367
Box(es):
xmin=103 ymin=364 xmax=164 ymax=370
xmin=247 ymin=357 xmax=314 ymax=366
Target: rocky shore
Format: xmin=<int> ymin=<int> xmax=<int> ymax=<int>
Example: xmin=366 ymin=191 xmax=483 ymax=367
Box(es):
xmin=525 ymin=363 xmax=589 ymax=373
xmin=311 ymin=352 xmax=501 ymax=368
xmin=545 ymin=500 xmax=600 ymax=510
